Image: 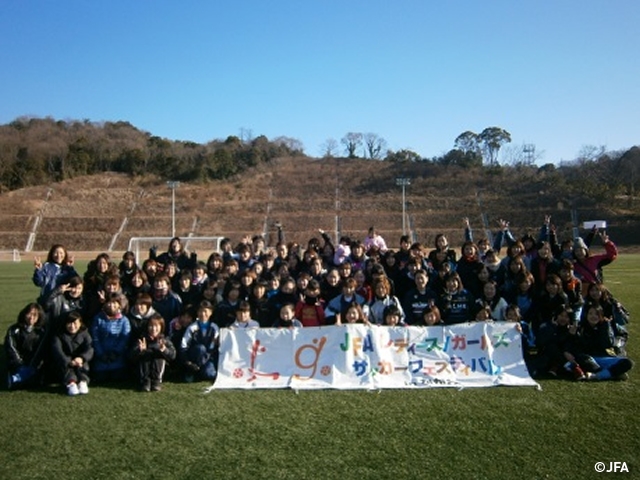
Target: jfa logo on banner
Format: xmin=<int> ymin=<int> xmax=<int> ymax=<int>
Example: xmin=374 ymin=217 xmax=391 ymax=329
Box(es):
xmin=214 ymin=323 xmax=539 ymax=390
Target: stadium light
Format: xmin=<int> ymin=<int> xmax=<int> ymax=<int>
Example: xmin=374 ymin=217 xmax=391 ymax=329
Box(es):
xmin=395 ymin=177 xmax=411 ymax=236
xmin=167 ymin=181 xmax=180 ymax=237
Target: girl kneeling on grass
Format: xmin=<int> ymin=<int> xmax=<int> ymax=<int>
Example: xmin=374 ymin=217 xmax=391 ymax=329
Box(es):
xmin=341 ymin=303 xmax=370 ymax=326
xmin=131 ymin=313 xmax=176 ymax=392
xmin=180 ymin=301 xmax=219 ymax=383
xmin=32 ymin=244 xmax=78 ymax=306
xmin=382 ymin=304 xmax=406 ymax=327
xmin=534 ymin=306 xmax=583 ymax=380
xmin=51 ymin=311 xmax=94 ymax=396
xmin=229 ymin=301 xmax=260 ymax=329
xmin=274 ymin=303 xmax=303 ymax=328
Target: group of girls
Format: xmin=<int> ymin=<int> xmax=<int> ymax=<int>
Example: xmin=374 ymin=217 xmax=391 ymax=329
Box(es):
xmin=4 ymin=217 xmax=632 ymax=394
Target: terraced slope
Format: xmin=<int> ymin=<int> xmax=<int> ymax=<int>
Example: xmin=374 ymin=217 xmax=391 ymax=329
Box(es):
xmin=0 ymin=158 xmax=637 ymax=255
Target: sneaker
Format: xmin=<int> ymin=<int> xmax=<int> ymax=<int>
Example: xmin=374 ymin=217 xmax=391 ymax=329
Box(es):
xmin=7 ymin=372 xmax=22 ymax=390
xmin=151 ymin=382 xmax=162 ymax=392
xmin=78 ymin=381 xmax=89 ymax=394
xmin=67 ymin=382 xmax=80 ymax=396
xmin=614 ymin=372 xmax=629 ymax=381
xmin=185 ymin=375 xmax=195 ymax=383
xmin=140 ymin=380 xmax=151 ymax=392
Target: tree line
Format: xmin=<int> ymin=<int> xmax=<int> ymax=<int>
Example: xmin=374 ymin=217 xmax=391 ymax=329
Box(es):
xmin=0 ymin=117 xmax=303 ymax=191
xmin=323 ymin=127 xmax=513 ymax=167
xmin=0 ymin=117 xmax=637 ymax=208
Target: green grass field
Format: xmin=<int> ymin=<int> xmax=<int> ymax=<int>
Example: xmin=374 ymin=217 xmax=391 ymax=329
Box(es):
xmin=0 ymin=258 xmax=638 ymax=479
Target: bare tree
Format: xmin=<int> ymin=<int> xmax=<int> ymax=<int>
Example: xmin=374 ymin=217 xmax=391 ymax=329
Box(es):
xmin=273 ymin=136 xmax=305 ymax=154
xmin=576 ymin=144 xmax=607 ymax=164
xmin=320 ymin=138 xmax=339 ymax=158
xmin=341 ymin=132 xmax=363 ymax=158
xmin=363 ymin=133 xmax=387 ymax=160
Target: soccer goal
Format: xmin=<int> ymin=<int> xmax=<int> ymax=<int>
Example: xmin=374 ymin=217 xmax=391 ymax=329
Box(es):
xmin=127 ymin=237 xmax=224 ymax=264
xmin=0 ymin=249 xmax=22 ymax=262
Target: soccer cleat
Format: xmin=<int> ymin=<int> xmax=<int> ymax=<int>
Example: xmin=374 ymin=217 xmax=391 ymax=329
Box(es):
xmin=67 ymin=382 xmax=80 ymax=396
xmin=78 ymin=381 xmax=89 ymax=394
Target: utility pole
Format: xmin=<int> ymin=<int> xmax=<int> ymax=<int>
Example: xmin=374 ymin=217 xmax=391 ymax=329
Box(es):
xmin=395 ymin=177 xmax=411 ymax=236
xmin=167 ymin=181 xmax=180 ymax=237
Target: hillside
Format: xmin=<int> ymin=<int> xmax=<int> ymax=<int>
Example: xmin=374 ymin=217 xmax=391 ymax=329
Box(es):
xmin=0 ymin=157 xmax=639 ymax=257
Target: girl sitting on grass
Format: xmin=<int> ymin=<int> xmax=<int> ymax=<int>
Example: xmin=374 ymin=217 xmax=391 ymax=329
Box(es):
xmin=128 ymin=293 xmax=157 ymax=342
xmin=5 ymin=302 xmax=47 ymax=390
xmin=575 ymin=304 xmax=633 ymax=381
xmin=90 ymin=294 xmax=131 ymax=383
xmin=51 ymin=311 xmax=94 ymax=396
xmin=131 ymin=313 xmax=176 ymax=392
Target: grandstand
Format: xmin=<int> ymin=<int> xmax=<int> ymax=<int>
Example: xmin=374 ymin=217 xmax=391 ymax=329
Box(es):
xmin=0 ymin=158 xmax=637 ymax=259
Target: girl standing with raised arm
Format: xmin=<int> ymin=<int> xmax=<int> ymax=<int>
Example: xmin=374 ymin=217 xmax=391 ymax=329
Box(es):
xmin=572 ymin=232 xmax=618 ymax=295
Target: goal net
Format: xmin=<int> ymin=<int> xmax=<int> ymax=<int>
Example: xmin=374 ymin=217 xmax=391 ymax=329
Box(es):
xmin=127 ymin=237 xmax=224 ymax=265
xmin=0 ymin=249 xmax=22 ymax=262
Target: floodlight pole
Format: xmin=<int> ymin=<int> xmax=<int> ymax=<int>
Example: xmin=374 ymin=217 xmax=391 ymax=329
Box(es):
xmin=167 ymin=181 xmax=180 ymax=237
xmin=395 ymin=177 xmax=411 ymax=236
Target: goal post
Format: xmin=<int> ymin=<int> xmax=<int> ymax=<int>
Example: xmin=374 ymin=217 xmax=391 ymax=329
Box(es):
xmin=0 ymin=249 xmax=22 ymax=262
xmin=127 ymin=237 xmax=224 ymax=264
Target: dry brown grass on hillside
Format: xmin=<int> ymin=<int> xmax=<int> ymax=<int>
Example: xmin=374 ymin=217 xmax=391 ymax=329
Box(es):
xmin=0 ymin=157 xmax=638 ymax=252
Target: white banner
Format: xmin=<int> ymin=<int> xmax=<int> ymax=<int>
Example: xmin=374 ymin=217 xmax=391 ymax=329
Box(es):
xmin=212 ymin=323 xmax=539 ymax=390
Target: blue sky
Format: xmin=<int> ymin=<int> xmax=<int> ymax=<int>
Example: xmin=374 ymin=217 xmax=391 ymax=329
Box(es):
xmin=1 ymin=1 xmax=638 ymax=163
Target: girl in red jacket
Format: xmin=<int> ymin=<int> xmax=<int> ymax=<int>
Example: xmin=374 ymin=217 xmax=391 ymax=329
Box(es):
xmin=572 ymin=232 xmax=617 ymax=296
